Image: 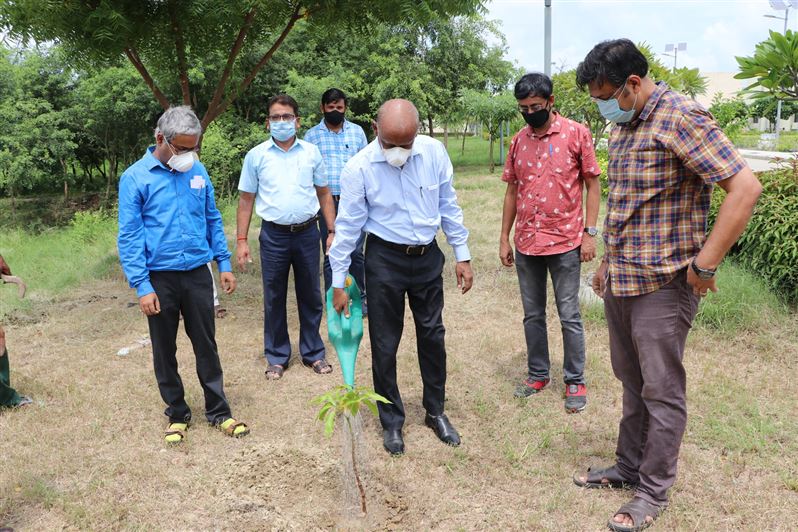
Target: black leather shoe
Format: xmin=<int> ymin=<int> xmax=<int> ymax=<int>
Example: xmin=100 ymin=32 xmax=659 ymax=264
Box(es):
xmin=382 ymin=428 xmax=404 ymax=455
xmin=425 ymin=413 xmax=461 ymax=446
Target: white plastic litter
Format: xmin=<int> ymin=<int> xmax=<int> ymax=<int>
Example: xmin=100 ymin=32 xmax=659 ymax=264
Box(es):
xmin=117 ymin=336 xmax=151 ymax=356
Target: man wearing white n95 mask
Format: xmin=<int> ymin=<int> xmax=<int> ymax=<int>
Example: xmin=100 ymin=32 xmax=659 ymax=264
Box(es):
xmin=329 ymin=99 xmax=474 ymax=456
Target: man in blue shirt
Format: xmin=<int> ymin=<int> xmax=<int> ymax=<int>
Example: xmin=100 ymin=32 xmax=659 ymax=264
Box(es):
xmin=236 ymin=94 xmax=337 ymax=380
xmin=330 ymin=99 xmax=474 ymax=456
xmin=304 ymin=88 xmax=368 ymax=313
xmin=118 ymin=106 xmax=249 ymax=444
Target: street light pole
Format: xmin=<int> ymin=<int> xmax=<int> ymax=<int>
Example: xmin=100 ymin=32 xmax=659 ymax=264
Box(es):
xmin=777 ymin=8 xmax=788 ymax=147
xmin=544 ymin=0 xmax=552 ymax=76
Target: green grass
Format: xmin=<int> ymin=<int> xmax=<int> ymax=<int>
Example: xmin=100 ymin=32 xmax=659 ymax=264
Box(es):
xmin=695 ymin=260 xmax=788 ymax=332
xmin=444 ymin=134 xmax=508 ymax=169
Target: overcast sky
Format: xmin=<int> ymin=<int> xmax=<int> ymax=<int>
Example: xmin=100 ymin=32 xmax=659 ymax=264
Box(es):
xmin=486 ymin=0 xmax=795 ymax=74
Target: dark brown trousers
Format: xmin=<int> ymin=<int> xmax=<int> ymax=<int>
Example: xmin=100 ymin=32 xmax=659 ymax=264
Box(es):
xmin=604 ymin=269 xmax=699 ymax=505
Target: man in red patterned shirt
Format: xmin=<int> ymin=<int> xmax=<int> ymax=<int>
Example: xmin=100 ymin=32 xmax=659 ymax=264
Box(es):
xmin=500 ymin=72 xmax=601 ymax=413
xmin=573 ymin=39 xmax=761 ymax=532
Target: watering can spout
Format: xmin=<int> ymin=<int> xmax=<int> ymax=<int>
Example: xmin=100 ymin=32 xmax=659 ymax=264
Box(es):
xmin=326 ymin=275 xmax=363 ymax=388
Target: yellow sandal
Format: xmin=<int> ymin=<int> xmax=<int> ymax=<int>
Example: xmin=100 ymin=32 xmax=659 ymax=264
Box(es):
xmin=217 ymin=418 xmax=250 ymax=438
xmin=165 ymin=422 xmax=188 ymax=444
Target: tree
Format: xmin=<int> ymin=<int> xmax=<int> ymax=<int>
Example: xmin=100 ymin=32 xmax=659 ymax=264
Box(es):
xmin=551 ymin=70 xmax=608 ymax=146
xmin=671 ymin=67 xmax=708 ymax=99
xmin=461 ymin=89 xmax=517 ymax=172
xmin=736 ymin=30 xmax=798 ymax=100
xmin=71 ymin=65 xmax=163 ymax=199
xmin=0 ymin=0 xmax=484 ymax=130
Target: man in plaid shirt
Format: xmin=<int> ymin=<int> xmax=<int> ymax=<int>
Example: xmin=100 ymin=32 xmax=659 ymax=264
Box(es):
xmin=573 ymin=39 xmax=762 ymax=531
xmin=305 ymin=88 xmax=368 ymax=311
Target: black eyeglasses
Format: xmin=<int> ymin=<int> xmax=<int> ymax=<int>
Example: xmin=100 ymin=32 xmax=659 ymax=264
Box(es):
xmin=518 ymin=103 xmax=548 ymax=114
xmin=269 ymin=113 xmax=296 ymax=122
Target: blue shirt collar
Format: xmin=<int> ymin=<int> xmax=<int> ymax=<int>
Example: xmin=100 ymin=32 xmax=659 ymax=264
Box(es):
xmin=144 ymin=145 xmax=170 ymax=171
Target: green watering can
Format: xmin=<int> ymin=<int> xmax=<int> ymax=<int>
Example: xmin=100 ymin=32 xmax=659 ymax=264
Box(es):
xmin=326 ymin=275 xmax=363 ymax=388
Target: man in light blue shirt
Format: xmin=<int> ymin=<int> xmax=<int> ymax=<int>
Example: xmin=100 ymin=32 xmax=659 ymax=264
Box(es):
xmin=329 ymin=99 xmax=474 ymax=456
xmin=304 ymin=88 xmax=368 ymax=312
xmin=118 ymin=106 xmax=249 ymax=443
xmin=236 ymin=94 xmax=336 ymax=381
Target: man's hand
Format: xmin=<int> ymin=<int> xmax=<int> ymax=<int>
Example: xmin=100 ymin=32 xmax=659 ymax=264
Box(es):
xmin=592 ymin=259 xmax=609 ymax=299
xmin=220 ymin=271 xmax=237 ymax=295
xmin=456 ymin=261 xmax=474 ymax=294
xmin=139 ymin=292 xmax=161 ymax=316
xmin=236 ymin=241 xmax=251 ymax=272
xmin=581 ymin=235 xmax=597 ymax=262
xmin=0 ymin=255 xmax=11 ymax=276
xmin=332 ymin=287 xmax=350 ymax=317
xmin=325 ymin=232 xmax=335 ymax=256
xmin=499 ymin=238 xmax=514 ymax=267
xmin=686 ymin=261 xmax=718 ymax=298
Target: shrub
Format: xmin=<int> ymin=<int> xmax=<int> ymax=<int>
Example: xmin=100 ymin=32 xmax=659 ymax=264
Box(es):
xmin=70 ymin=208 xmax=114 ymax=244
xmin=709 ymin=166 xmax=798 ymax=304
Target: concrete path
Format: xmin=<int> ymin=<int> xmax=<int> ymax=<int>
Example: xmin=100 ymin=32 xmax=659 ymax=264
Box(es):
xmin=739 ymin=149 xmax=796 ymax=172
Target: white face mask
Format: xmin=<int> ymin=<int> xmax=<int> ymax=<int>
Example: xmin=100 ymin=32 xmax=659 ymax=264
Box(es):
xmin=166 ymin=147 xmax=198 ymax=173
xmin=383 ymin=146 xmax=412 ymax=168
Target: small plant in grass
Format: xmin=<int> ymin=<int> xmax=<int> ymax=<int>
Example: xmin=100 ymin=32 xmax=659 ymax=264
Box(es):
xmin=312 ymin=385 xmax=389 ymax=515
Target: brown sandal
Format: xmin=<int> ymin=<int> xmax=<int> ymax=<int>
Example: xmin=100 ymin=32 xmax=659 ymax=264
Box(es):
xmin=304 ymin=358 xmax=333 ymax=374
xmin=265 ymin=364 xmax=284 ymax=380
xmin=573 ymin=465 xmax=638 ymax=490
xmin=608 ymin=497 xmax=665 ymax=532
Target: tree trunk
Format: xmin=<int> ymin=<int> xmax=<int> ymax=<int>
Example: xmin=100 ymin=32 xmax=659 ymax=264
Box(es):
xmin=489 ymin=137 xmax=495 ymax=173
xmin=461 ymin=122 xmax=468 ymax=155
xmin=443 ymin=124 xmax=449 ymax=148
xmin=428 ymin=116 xmax=434 ymax=137
xmin=64 ymin=180 xmax=69 ymax=201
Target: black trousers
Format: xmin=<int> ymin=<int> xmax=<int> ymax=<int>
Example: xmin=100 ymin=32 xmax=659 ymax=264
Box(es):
xmin=147 ymin=266 xmax=231 ymax=424
xmin=366 ymin=237 xmax=447 ymax=430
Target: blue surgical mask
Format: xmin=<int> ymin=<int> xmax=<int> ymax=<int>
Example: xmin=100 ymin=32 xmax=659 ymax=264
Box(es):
xmin=269 ymin=120 xmax=296 ymax=142
xmin=595 ymin=81 xmax=638 ymax=123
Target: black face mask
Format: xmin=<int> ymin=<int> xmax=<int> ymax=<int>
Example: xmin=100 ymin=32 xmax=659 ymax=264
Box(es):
xmin=522 ymin=107 xmax=550 ymax=129
xmin=324 ymin=110 xmax=345 ymax=126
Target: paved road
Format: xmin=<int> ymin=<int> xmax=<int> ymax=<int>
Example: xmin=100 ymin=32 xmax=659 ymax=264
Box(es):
xmin=739 ymin=149 xmax=796 ymax=172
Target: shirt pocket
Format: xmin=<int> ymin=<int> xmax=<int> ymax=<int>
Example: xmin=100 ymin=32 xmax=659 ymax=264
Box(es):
xmin=419 ymin=180 xmax=440 ymax=218
xmin=186 ymin=188 xmax=207 ymax=233
xmin=297 ymin=162 xmax=316 ymax=188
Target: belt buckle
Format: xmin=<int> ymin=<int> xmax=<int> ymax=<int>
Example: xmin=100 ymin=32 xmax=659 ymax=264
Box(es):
xmin=289 ymin=223 xmax=302 ymax=233
xmin=405 ymin=245 xmax=414 ymax=255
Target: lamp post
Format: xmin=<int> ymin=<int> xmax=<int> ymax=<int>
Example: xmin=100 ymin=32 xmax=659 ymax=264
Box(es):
xmin=663 ymin=42 xmax=687 ymax=71
xmin=765 ymin=0 xmax=797 ymax=148
xmin=544 ymin=0 xmax=552 ymax=76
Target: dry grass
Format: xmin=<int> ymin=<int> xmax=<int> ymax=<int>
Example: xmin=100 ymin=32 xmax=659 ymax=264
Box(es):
xmin=1 ymin=172 xmax=797 ymax=531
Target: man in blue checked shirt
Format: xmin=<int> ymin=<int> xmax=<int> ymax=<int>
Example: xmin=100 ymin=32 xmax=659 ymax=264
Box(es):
xmin=236 ymin=94 xmax=337 ymax=381
xmin=330 ymin=99 xmax=474 ymax=456
xmin=118 ymin=106 xmax=249 ymax=444
xmin=304 ymin=88 xmax=368 ymax=313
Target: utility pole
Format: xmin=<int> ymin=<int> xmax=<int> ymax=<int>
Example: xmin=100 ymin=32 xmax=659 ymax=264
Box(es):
xmin=544 ymin=0 xmax=552 ymax=76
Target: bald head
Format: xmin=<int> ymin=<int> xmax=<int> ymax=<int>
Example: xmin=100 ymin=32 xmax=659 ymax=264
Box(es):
xmin=374 ymin=99 xmax=419 ymax=149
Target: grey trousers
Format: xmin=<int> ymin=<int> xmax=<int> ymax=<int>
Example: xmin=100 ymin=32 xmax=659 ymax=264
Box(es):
xmin=515 ymin=248 xmax=585 ymax=384
xmin=604 ymin=269 xmax=699 ymax=505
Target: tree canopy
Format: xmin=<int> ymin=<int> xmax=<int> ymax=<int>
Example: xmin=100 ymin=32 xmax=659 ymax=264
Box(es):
xmin=0 ymin=0 xmax=484 ymax=128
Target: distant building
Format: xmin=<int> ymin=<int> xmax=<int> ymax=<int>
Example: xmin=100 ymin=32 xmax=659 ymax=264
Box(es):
xmin=695 ymin=72 xmax=747 ymax=109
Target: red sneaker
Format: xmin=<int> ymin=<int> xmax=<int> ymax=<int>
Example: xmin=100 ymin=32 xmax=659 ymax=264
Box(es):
xmin=565 ymin=384 xmax=587 ymax=413
xmin=514 ymin=377 xmax=550 ymax=398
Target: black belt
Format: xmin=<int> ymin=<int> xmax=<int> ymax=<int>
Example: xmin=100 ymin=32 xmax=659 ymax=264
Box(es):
xmin=266 ymin=214 xmax=319 ymax=233
xmin=368 ymin=234 xmax=434 ymax=256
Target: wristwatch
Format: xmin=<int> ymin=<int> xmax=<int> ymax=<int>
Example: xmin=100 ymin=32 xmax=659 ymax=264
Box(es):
xmin=584 ymin=227 xmax=598 ymax=237
xmin=690 ymin=259 xmax=716 ymax=280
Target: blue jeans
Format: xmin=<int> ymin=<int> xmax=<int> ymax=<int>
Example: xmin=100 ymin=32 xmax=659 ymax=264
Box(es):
xmin=320 ymin=197 xmax=366 ymax=306
xmin=259 ymin=221 xmax=326 ymax=367
xmin=515 ymin=248 xmax=585 ymax=384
